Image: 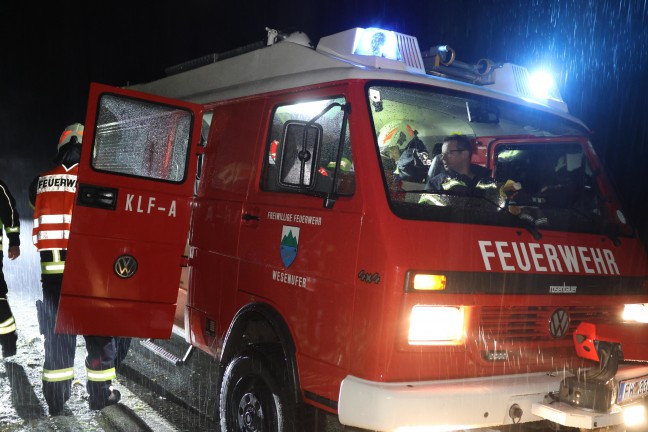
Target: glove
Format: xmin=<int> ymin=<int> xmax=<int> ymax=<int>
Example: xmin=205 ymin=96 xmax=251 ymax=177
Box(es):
xmin=500 ymin=179 xmax=522 ymax=199
xmin=500 ymin=179 xmax=522 ymax=215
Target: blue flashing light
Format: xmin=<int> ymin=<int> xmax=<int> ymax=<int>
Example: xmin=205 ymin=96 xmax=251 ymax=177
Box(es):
xmin=352 ymin=28 xmax=402 ymax=61
xmin=529 ymin=70 xmax=557 ymax=99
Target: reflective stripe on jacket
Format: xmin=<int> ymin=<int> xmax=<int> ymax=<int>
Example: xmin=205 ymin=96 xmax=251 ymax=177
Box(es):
xmin=32 ymin=164 xmax=78 ymax=252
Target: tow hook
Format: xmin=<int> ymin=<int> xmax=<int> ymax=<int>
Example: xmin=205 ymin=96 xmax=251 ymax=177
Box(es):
xmin=509 ymin=403 xmax=523 ymax=423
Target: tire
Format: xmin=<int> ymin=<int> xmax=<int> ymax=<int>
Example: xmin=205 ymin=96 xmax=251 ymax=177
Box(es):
xmin=219 ymin=351 xmax=296 ymax=432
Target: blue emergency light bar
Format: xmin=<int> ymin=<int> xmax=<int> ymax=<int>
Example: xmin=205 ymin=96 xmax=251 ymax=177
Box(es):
xmin=317 ymin=27 xmax=425 ymax=73
xmin=528 ymin=69 xmax=560 ymax=100
xmin=352 ymin=28 xmax=403 ymax=61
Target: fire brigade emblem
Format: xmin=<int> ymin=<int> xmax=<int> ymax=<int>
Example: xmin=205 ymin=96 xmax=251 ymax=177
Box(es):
xmin=280 ymin=226 xmax=300 ymax=268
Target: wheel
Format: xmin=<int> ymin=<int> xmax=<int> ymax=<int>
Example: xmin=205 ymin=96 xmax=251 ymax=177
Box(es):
xmin=219 ymin=351 xmax=296 ymax=432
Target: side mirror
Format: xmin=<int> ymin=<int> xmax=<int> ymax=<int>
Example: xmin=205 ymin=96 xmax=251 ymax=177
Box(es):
xmin=278 ymin=121 xmax=322 ymax=189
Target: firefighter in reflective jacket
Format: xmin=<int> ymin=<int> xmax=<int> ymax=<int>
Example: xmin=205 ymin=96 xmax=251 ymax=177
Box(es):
xmin=29 ymin=123 xmax=121 ymax=414
xmin=0 ymin=178 xmax=20 ymax=358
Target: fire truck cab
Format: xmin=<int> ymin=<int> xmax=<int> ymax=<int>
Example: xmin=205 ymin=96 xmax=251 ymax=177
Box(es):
xmin=57 ymin=27 xmax=648 ymax=431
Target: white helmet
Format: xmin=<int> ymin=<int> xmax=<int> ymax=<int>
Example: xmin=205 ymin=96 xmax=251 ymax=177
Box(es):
xmin=58 ymin=123 xmax=84 ymax=152
xmin=378 ymin=120 xmax=416 ymax=156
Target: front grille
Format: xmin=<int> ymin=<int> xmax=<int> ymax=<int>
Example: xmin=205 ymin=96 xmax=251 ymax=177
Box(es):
xmin=479 ymin=305 xmax=623 ymax=342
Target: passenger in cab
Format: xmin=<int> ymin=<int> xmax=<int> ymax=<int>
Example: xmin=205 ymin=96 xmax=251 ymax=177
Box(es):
xmin=425 ymin=134 xmax=491 ymax=192
xmin=378 ymin=121 xmax=414 ymax=177
xmin=378 ymin=121 xmax=431 ymax=191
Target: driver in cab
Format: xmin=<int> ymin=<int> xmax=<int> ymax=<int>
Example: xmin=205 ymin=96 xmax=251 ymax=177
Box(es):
xmin=425 ymin=134 xmax=490 ymax=192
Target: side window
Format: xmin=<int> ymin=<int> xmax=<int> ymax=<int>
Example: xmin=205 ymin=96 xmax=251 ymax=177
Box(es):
xmin=92 ymin=94 xmax=193 ymax=183
xmin=262 ymin=97 xmax=354 ymax=196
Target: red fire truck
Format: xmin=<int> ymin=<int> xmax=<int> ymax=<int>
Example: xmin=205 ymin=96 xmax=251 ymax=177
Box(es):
xmin=57 ymin=27 xmax=648 ymax=431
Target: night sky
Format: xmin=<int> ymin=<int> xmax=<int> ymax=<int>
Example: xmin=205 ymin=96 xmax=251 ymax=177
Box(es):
xmin=2 ymin=0 xmax=647 ymax=245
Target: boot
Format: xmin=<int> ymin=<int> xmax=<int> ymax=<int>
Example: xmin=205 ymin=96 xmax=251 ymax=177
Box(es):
xmin=44 ymin=381 xmax=71 ymax=416
xmin=89 ymin=387 xmax=121 ymax=410
xmin=0 ymin=331 xmax=17 ymax=358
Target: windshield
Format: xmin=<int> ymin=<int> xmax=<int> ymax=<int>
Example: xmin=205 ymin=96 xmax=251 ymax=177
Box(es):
xmin=369 ymin=83 xmax=632 ymax=237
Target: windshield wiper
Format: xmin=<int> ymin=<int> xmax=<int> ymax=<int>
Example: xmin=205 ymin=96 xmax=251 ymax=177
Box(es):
xmin=529 ymin=201 xmax=621 ymax=246
xmin=562 ymin=204 xmax=621 ymax=246
xmin=497 ymin=203 xmax=543 ymax=240
xmin=601 ymin=223 xmax=621 ymax=247
xmin=467 ymin=193 xmax=542 ymax=240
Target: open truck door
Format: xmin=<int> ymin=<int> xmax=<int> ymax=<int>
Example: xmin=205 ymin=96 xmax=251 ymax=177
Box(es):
xmin=55 ymin=83 xmax=203 ymax=339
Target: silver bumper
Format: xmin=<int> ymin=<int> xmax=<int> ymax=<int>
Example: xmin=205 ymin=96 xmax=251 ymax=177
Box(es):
xmin=338 ymin=364 xmax=648 ymax=431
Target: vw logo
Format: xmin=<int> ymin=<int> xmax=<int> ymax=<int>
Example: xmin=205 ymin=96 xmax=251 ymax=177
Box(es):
xmin=114 ymin=255 xmax=138 ymax=279
xmin=549 ymin=308 xmax=570 ymax=339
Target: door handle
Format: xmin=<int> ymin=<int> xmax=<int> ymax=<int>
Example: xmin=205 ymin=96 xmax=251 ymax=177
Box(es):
xmin=77 ymin=184 xmax=118 ymax=210
xmin=242 ymin=213 xmax=260 ymax=222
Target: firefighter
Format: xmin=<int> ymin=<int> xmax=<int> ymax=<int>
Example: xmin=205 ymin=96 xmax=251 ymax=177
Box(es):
xmin=0 ymin=178 xmax=20 ymax=358
xmin=377 ymin=120 xmax=416 ymax=175
xmin=377 ymin=120 xmax=418 ymax=198
xmin=30 ymin=123 xmax=121 ymax=414
xmin=425 ymin=134 xmax=491 ymax=192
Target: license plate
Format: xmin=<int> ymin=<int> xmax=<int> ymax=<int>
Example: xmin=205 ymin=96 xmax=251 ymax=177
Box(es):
xmin=618 ymin=375 xmax=648 ymax=403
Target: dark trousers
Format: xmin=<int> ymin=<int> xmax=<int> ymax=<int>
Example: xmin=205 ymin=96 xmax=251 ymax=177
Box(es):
xmin=40 ymin=275 xmax=116 ymax=409
xmin=0 ymin=252 xmax=17 ymax=356
xmin=0 ymin=251 xmax=7 ymax=298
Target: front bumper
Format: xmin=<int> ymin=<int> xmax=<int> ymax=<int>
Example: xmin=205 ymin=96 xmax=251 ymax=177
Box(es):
xmin=338 ymin=364 xmax=648 ymax=431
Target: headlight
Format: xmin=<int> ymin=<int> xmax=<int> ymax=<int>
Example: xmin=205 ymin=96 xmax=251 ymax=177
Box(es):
xmin=623 ymin=304 xmax=648 ymax=323
xmin=623 ymin=403 xmax=646 ymax=427
xmin=408 ymin=306 xmax=464 ymax=345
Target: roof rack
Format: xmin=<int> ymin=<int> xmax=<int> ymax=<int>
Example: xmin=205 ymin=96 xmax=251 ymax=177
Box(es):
xmin=165 ymin=40 xmax=266 ymax=76
xmin=164 ymin=28 xmax=313 ymax=76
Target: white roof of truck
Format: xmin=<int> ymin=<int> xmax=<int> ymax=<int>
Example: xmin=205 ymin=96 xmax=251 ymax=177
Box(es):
xmin=129 ymin=27 xmax=586 ymax=127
